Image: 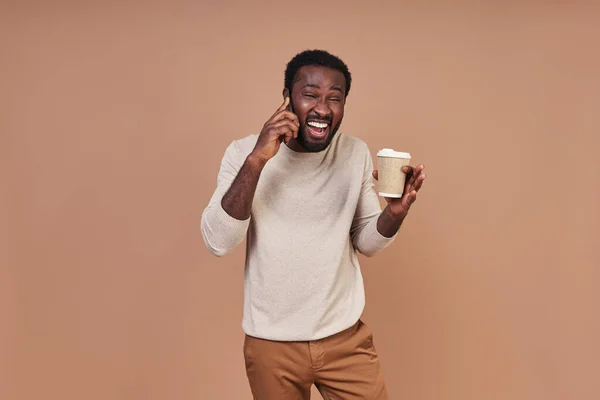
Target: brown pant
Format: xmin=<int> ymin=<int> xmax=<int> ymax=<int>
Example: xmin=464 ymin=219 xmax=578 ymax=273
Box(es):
xmin=243 ymin=319 xmax=388 ymax=399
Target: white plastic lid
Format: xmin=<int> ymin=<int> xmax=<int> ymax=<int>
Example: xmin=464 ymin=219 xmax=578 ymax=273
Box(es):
xmin=377 ymin=148 xmax=411 ymax=159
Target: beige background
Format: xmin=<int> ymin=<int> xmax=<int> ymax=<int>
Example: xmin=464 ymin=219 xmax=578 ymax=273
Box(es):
xmin=2 ymin=1 xmax=599 ymax=399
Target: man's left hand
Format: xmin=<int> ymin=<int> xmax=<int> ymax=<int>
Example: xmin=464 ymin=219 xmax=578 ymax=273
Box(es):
xmin=372 ymin=164 xmax=426 ymax=219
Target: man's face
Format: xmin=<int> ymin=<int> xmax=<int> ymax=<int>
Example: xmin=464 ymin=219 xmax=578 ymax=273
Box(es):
xmin=286 ymin=65 xmax=346 ymax=152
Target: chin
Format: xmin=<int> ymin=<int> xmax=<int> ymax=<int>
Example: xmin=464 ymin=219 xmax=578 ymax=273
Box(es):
xmin=298 ymin=126 xmax=339 ymax=153
xmin=299 ymin=135 xmax=333 ymax=153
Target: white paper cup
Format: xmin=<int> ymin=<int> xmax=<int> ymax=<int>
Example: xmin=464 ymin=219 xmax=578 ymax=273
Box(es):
xmin=376 ymin=148 xmax=412 ymax=198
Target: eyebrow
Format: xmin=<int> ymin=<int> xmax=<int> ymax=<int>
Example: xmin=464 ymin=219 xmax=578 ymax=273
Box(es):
xmin=300 ymin=83 xmax=345 ymax=94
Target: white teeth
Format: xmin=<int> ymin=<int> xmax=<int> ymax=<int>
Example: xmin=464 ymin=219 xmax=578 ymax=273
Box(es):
xmin=307 ymin=121 xmax=328 ymax=129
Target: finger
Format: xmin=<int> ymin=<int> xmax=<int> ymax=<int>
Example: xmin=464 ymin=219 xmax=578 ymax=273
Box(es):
xmin=271 ymin=120 xmax=298 ymax=137
xmin=272 ymin=123 xmax=295 ymax=143
xmin=269 ymin=97 xmax=290 ymax=120
xmin=275 ymin=96 xmax=290 ymax=114
xmin=372 ymin=170 xmax=378 ymax=181
xmin=279 ymin=134 xmax=292 ymax=144
xmin=407 ymin=190 xmax=417 ymax=206
xmin=412 ymin=165 xmax=425 ymax=188
xmin=270 ymin=110 xmax=300 ymax=126
xmin=270 ymin=125 xmax=294 ymax=144
xmin=406 ymin=164 xmax=424 ymax=188
xmin=404 ymin=166 xmax=417 ymax=188
xmin=401 ymin=190 xmax=417 ymax=210
xmin=271 ymin=118 xmax=299 ymax=130
xmin=265 ymin=122 xmax=285 ymax=136
xmin=403 ymin=166 xmax=416 ymax=189
xmin=284 ymin=130 xmax=294 ymax=144
xmin=413 ymin=172 xmax=426 ymax=192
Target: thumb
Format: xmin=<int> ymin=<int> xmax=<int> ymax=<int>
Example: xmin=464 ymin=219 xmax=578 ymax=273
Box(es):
xmin=372 ymin=170 xmax=378 ymax=181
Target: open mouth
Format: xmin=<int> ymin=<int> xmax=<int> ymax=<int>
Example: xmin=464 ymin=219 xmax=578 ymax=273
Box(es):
xmin=306 ymin=120 xmax=330 ymax=140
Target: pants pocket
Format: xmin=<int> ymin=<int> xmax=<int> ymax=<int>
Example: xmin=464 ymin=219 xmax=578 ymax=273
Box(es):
xmin=358 ymin=319 xmax=376 ymax=352
xmin=243 ymin=335 xmax=254 ymax=368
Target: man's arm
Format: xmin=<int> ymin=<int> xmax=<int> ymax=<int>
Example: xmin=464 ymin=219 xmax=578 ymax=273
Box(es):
xmin=350 ymin=149 xmax=397 ymax=257
xmin=350 ymin=146 xmax=425 ymax=257
xmin=221 ymin=154 xmax=267 ymax=220
xmin=220 ymin=96 xmax=299 ymax=221
xmin=373 ymin=165 xmax=425 ymax=237
xmin=200 ymin=141 xmax=255 ymax=257
xmin=201 ymin=97 xmax=299 ymax=257
xmin=376 ymin=205 xmax=406 ymax=238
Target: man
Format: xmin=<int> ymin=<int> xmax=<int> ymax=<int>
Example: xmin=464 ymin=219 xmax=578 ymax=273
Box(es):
xmin=201 ymin=49 xmax=426 ymax=399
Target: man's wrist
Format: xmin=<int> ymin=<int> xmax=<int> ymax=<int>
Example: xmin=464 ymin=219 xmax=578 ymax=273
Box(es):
xmin=376 ymin=205 xmax=406 ymax=238
xmin=246 ymin=153 xmax=268 ymax=170
xmin=383 ymin=204 xmax=406 ymax=223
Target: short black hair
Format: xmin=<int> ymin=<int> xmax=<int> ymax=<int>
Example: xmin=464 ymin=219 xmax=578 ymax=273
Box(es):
xmin=284 ymin=49 xmax=352 ymax=97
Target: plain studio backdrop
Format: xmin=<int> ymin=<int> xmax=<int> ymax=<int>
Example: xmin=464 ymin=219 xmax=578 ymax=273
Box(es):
xmin=2 ymin=1 xmax=599 ymax=399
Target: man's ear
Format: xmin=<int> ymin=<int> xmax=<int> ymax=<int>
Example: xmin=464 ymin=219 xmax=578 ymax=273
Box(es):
xmin=282 ymin=88 xmax=290 ymax=99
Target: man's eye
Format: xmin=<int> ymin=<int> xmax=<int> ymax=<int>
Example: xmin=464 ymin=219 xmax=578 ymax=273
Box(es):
xmin=329 ymin=98 xmax=341 ymax=102
xmin=303 ymin=93 xmax=317 ymax=98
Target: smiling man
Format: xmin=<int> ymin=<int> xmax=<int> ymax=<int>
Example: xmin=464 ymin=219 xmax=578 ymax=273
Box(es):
xmin=201 ymin=49 xmax=425 ymax=399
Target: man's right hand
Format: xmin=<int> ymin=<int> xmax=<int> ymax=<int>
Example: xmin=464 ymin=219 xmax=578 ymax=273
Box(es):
xmin=250 ymin=97 xmax=300 ymax=164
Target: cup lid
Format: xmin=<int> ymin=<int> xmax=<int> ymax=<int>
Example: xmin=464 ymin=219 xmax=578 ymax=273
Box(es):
xmin=377 ymin=148 xmax=411 ymax=158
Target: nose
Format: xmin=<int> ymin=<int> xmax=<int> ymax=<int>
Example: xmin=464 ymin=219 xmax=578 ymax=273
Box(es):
xmin=313 ymin=97 xmax=332 ymax=118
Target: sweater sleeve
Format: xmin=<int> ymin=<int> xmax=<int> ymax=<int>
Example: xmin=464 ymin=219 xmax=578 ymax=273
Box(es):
xmin=350 ymin=146 xmax=397 ymax=257
xmin=200 ymin=140 xmax=251 ymax=257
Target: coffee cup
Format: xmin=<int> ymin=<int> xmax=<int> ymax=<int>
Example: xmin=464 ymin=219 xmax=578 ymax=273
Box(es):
xmin=376 ymin=149 xmax=412 ymax=198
